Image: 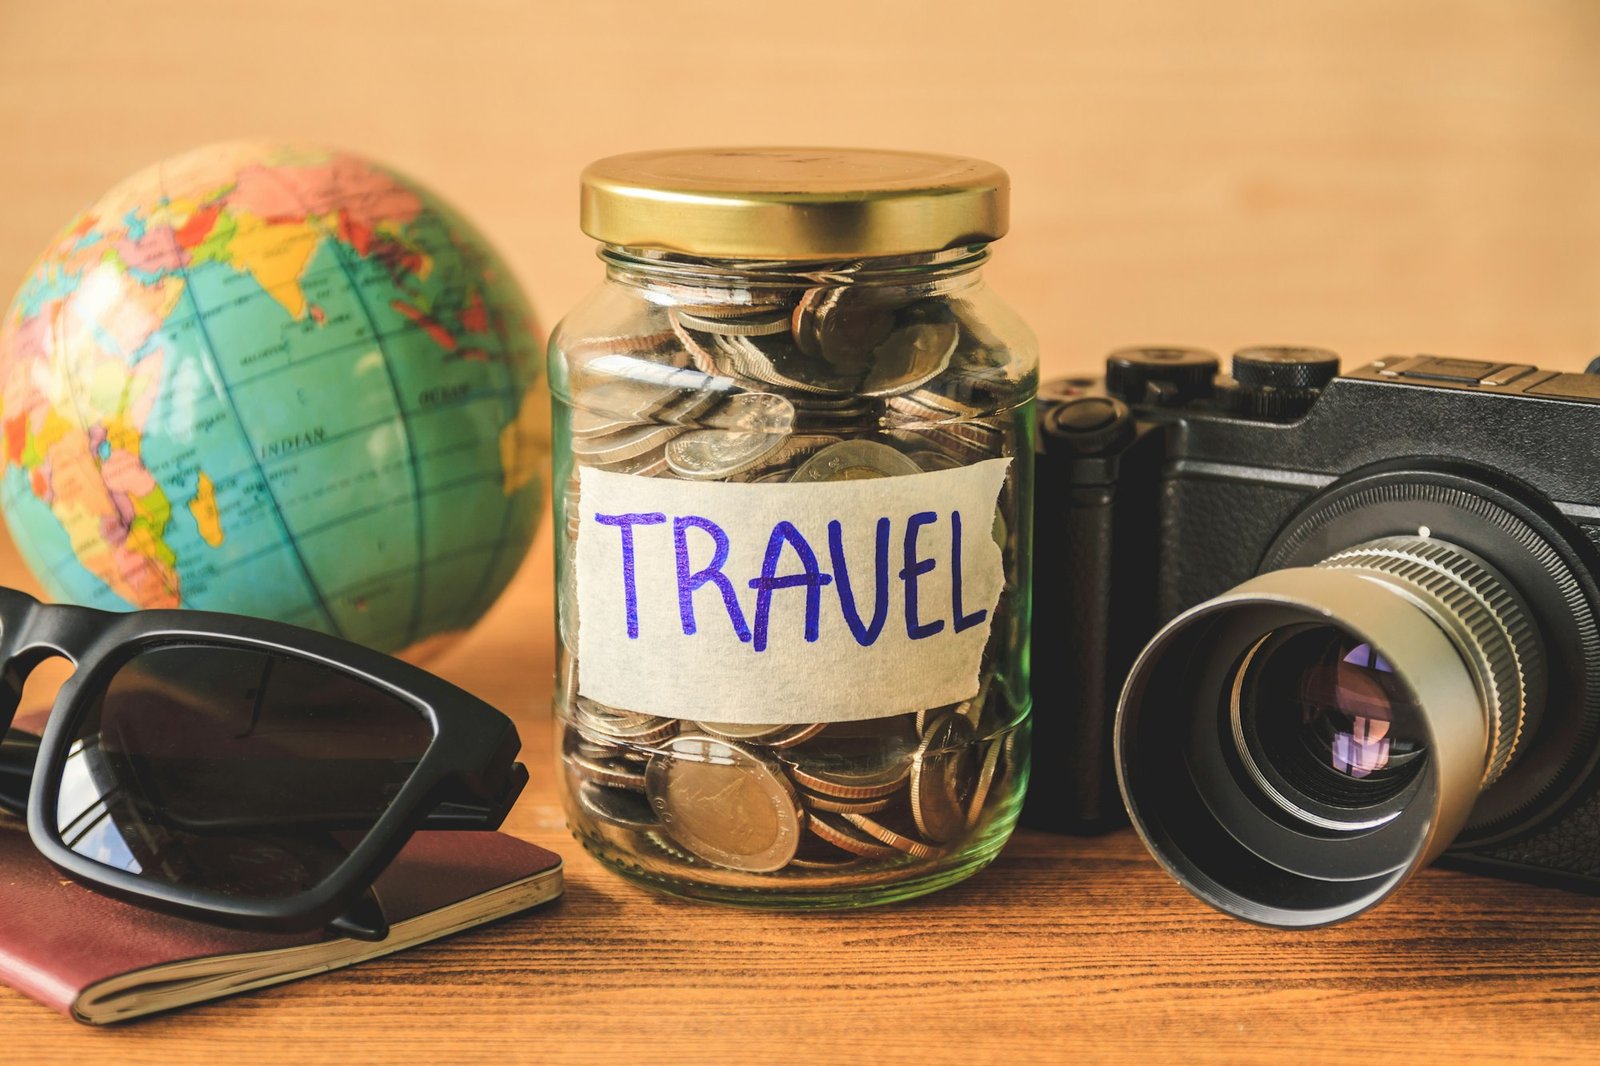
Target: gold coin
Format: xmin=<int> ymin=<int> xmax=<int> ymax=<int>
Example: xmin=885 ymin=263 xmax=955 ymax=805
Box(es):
xmin=645 ymin=734 xmax=803 ymax=873
xmin=805 ymin=811 xmax=900 ymax=859
xmin=841 ymin=812 xmax=942 ymax=860
xmin=797 ymin=789 xmax=896 ymax=815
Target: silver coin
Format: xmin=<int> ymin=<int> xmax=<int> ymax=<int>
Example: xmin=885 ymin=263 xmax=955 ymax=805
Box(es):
xmin=792 ymin=397 xmax=878 ymax=432
xmin=667 ymin=312 xmax=725 ymax=375
xmin=711 ymin=333 xmax=845 ymax=396
xmin=573 ymin=697 xmax=679 ymax=743
xmin=764 ymin=722 xmax=829 ymax=749
xmin=589 ymin=449 xmax=672 ymax=476
xmin=645 ymin=734 xmax=804 ymax=872
xmin=672 ymin=299 xmax=791 ymax=320
xmin=570 ymin=408 xmax=642 ymax=440
xmin=886 ymin=388 xmax=983 ymax=424
xmin=557 ymin=650 xmax=579 ymax=706
xmin=578 ymin=780 xmax=659 ymax=830
xmin=570 ymin=422 xmax=683 ymax=463
xmin=910 ymin=450 xmax=961 ymax=472
xmin=726 ymin=433 xmax=836 ymax=482
xmin=567 ymin=751 xmax=648 ymax=792
xmin=789 ymin=439 xmax=922 ymax=483
xmin=675 ymin=308 xmax=793 ymax=337
xmin=693 ymin=721 xmax=795 ymax=742
xmin=965 ymin=737 xmax=1005 ymax=830
xmin=666 ymin=429 xmax=787 ymax=480
xmin=915 ymin=700 xmax=970 ymax=735
xmin=782 ymin=746 xmax=911 ymax=800
xmin=574 ymin=737 xmax=630 ymax=762
xmin=685 ymin=390 xmax=796 ymax=435
xmin=910 ymin=711 xmax=979 ymax=844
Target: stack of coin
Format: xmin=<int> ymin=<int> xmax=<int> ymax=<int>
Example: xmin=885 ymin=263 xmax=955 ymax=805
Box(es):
xmin=554 ymin=274 xmax=1030 ymax=887
xmin=560 ymin=700 xmax=1020 ymax=876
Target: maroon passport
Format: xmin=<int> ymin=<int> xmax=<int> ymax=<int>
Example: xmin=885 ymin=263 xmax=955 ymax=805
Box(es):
xmin=0 ymin=823 xmax=563 ymax=1024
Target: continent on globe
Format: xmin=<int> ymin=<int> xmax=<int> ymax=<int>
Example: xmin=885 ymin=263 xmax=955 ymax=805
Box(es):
xmin=0 ymin=141 xmax=550 ymax=657
xmin=187 ymin=472 xmax=224 ymax=547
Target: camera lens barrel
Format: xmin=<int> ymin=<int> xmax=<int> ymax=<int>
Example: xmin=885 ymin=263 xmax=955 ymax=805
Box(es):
xmin=1114 ymin=535 xmax=1541 ymax=927
xmin=1316 ymin=538 xmax=1539 ymax=787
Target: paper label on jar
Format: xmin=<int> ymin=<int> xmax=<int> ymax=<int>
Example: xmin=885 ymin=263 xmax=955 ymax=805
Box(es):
xmin=575 ymin=458 xmax=1011 ymax=723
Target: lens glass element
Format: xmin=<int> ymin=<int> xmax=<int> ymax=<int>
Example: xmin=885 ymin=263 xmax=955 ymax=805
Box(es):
xmin=55 ymin=643 xmax=433 ymax=900
xmin=1233 ymin=626 xmax=1427 ymax=826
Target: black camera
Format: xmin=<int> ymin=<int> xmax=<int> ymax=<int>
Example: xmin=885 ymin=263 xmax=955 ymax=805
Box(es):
xmin=1030 ymin=345 xmax=1600 ymax=926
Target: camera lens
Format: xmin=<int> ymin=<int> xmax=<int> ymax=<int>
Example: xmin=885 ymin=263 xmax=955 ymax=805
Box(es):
xmin=1231 ymin=627 xmax=1428 ymax=828
xmin=1115 ymin=536 xmax=1541 ymax=927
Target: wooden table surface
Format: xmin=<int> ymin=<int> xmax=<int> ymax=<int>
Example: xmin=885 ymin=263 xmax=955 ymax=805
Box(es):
xmin=1 ymin=531 xmax=1598 ymax=1063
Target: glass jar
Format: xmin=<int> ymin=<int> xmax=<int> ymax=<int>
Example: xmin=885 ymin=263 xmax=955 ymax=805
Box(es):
xmin=550 ymin=148 xmax=1036 ymax=907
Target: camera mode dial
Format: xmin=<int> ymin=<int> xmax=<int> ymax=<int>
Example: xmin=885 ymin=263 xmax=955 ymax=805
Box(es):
xmin=1231 ymin=346 xmax=1340 ymax=390
xmin=1105 ymin=347 xmax=1219 ymax=406
xmin=1218 ymin=346 xmax=1340 ymax=420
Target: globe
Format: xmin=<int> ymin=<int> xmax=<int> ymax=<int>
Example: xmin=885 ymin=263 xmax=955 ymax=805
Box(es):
xmin=0 ymin=141 xmax=549 ymax=658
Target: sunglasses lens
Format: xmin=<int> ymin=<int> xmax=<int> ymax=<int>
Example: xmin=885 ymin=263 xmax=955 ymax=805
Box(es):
xmin=54 ymin=643 xmax=433 ymax=900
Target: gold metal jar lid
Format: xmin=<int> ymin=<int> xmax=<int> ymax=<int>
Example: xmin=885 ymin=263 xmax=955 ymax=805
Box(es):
xmin=580 ymin=147 xmax=1008 ymax=260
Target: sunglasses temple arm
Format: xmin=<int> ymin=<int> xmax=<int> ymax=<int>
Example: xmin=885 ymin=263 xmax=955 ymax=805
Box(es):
xmin=0 ymin=730 xmax=35 ymax=817
xmin=328 ymin=886 xmax=390 ymax=942
xmin=418 ymin=762 xmax=529 ymax=830
xmin=0 ymin=630 xmax=34 ymax=813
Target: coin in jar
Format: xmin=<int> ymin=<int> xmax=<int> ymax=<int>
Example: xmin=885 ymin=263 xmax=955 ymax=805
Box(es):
xmin=910 ymin=711 xmax=979 ymax=843
xmin=578 ymin=780 xmax=659 ymax=830
xmin=567 ymin=751 xmax=648 ymax=792
xmin=645 ymin=734 xmax=804 ymax=872
xmin=859 ymin=321 xmax=960 ymax=397
xmin=570 ymin=422 xmax=684 ymax=464
xmin=805 ymin=811 xmax=901 ymax=859
xmin=782 ymin=746 xmax=911 ymax=800
xmin=965 ymin=736 xmax=1005 ymax=830
xmin=841 ymin=811 xmax=942 ymax=860
xmin=791 ymin=286 xmax=897 ymax=369
xmin=674 ymin=307 xmax=793 ymax=337
xmin=693 ymin=721 xmax=795 ymax=743
xmin=789 ymin=439 xmax=923 ymax=483
xmin=797 ymin=788 xmax=897 ymax=815
xmin=666 ymin=429 xmax=788 ymax=480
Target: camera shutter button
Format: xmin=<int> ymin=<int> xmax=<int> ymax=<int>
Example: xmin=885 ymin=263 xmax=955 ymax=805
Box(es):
xmin=1043 ymin=395 xmax=1133 ymax=454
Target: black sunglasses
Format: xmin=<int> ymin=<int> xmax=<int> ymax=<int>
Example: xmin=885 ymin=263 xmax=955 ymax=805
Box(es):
xmin=0 ymin=588 xmax=527 ymax=941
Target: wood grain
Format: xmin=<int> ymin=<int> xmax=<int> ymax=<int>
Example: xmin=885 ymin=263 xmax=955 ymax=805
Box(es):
xmin=3 ymin=533 xmax=1600 ymax=1062
xmin=4 ymin=0 xmax=1600 ymax=1060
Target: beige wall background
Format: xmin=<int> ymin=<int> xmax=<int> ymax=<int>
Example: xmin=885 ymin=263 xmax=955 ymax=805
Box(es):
xmin=3 ymin=0 xmax=1598 ymax=374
